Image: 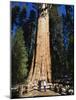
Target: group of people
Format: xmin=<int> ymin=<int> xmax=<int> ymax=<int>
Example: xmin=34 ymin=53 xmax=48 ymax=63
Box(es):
xmin=38 ymin=80 xmax=47 ymax=92
xmin=34 ymin=80 xmax=47 ymax=92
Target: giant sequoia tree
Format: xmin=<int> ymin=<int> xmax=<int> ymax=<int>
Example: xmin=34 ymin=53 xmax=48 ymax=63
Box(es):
xmin=11 ymin=2 xmax=74 ymax=87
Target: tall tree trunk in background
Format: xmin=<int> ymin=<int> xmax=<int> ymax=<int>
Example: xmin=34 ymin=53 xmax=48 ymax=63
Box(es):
xmin=27 ymin=4 xmax=52 ymax=87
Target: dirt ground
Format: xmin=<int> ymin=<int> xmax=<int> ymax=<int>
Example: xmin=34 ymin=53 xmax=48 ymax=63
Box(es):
xmin=21 ymin=89 xmax=60 ymax=98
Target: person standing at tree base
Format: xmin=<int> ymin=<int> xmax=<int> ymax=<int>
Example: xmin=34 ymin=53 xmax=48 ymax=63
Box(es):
xmin=44 ymin=80 xmax=47 ymax=92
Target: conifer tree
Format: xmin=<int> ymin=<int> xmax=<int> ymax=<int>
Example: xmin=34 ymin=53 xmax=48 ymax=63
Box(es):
xmin=12 ymin=28 xmax=28 ymax=85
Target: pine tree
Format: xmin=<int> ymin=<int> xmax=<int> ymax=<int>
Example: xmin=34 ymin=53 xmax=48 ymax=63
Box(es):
xmin=12 ymin=28 xmax=28 ymax=85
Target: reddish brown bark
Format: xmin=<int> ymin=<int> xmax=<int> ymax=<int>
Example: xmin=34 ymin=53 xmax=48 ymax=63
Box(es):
xmin=27 ymin=4 xmax=52 ymax=87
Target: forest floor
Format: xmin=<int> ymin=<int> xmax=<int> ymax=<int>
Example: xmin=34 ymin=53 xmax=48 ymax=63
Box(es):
xmin=21 ymin=89 xmax=60 ymax=98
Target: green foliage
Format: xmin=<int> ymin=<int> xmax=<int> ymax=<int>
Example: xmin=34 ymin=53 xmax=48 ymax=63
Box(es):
xmin=12 ymin=28 xmax=28 ymax=85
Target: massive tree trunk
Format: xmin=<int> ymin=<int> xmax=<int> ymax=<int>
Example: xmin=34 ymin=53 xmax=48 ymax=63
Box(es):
xmin=27 ymin=4 xmax=52 ymax=87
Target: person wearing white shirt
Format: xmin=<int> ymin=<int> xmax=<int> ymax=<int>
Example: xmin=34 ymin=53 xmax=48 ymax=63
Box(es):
xmin=44 ymin=80 xmax=47 ymax=92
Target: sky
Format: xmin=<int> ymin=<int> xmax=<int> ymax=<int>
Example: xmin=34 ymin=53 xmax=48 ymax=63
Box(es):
xmin=58 ymin=5 xmax=66 ymax=15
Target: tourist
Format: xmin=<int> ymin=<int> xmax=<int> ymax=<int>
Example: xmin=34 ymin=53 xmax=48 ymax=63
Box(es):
xmin=38 ymin=80 xmax=41 ymax=91
xmin=44 ymin=80 xmax=47 ymax=92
